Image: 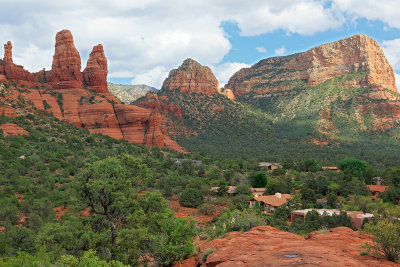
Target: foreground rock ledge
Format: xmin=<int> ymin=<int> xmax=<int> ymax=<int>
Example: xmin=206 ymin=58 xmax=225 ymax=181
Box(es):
xmin=184 ymin=226 xmax=397 ymax=267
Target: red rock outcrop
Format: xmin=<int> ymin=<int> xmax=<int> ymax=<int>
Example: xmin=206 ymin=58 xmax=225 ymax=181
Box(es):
xmin=83 ymin=44 xmax=108 ymax=93
xmin=3 ymin=41 xmax=13 ymax=63
xmin=187 ymin=226 xmax=396 ymax=267
xmin=162 ymin=58 xmax=219 ymax=95
xmin=0 ymin=41 xmax=37 ymax=83
xmin=48 ymin=29 xmax=83 ymax=89
xmin=227 ymin=34 xmax=397 ymax=96
xmin=0 ymin=123 xmax=28 ymax=136
xmin=219 ymin=88 xmax=235 ymax=101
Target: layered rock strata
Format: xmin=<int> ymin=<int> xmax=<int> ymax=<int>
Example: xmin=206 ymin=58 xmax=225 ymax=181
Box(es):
xmin=226 ymin=34 xmax=397 ymax=96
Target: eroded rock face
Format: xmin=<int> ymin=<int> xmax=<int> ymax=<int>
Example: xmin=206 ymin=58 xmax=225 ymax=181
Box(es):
xmin=83 ymin=44 xmax=108 ymax=93
xmin=162 ymin=58 xmax=219 ymax=95
xmin=48 ymin=29 xmax=83 ymax=89
xmin=227 ymin=34 xmax=397 ymax=96
xmin=187 ymin=226 xmax=397 ymax=267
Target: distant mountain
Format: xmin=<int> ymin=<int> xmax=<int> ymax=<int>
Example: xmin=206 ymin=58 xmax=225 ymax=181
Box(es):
xmin=135 ymin=35 xmax=400 ymax=166
xmin=108 ymin=82 xmax=158 ymax=103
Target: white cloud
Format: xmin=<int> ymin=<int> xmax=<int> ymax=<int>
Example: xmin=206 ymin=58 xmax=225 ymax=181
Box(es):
xmin=131 ymin=66 xmax=169 ymax=88
xmin=381 ymin=38 xmax=400 ymax=71
xmin=274 ymin=46 xmax=286 ymax=55
xmin=332 ymin=0 xmax=400 ymax=29
xmin=256 ymin=46 xmax=267 ymax=53
xmin=211 ymin=62 xmax=251 ymax=87
xmin=395 ymin=73 xmax=400 ymax=92
xmin=3 ymin=0 xmax=400 ymax=87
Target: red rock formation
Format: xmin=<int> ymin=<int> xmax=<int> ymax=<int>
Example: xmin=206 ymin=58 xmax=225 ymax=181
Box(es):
xmin=48 ymin=29 xmax=83 ymax=89
xmin=0 ymin=123 xmax=28 ymax=136
xmin=185 ymin=226 xmax=397 ymax=267
xmin=220 ymin=88 xmax=235 ymax=101
xmin=3 ymin=41 xmax=13 ymax=63
xmin=0 ymin=30 xmax=184 ymax=152
xmin=227 ymin=34 xmax=397 ymax=96
xmin=83 ymin=44 xmax=108 ymax=93
xmin=137 ymin=93 xmax=183 ymax=117
xmin=1 ymin=41 xmax=37 ymax=83
xmin=162 ymin=58 xmax=219 ymax=95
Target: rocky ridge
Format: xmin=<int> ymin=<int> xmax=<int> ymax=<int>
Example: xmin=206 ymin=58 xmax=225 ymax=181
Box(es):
xmin=0 ymin=30 xmax=183 ymax=151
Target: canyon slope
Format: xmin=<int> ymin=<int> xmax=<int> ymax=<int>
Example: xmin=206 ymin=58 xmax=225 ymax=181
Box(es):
xmin=135 ymin=35 xmax=400 ymax=165
xmin=0 ymin=30 xmax=182 ymax=151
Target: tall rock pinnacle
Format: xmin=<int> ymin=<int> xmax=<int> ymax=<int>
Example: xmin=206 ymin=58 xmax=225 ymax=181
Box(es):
xmin=48 ymin=29 xmax=83 ymax=89
xmin=3 ymin=41 xmax=13 ymax=63
xmin=83 ymin=44 xmax=108 ymax=93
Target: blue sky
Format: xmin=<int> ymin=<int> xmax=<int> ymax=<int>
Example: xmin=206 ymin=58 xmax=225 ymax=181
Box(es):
xmin=2 ymin=1 xmax=400 ymax=89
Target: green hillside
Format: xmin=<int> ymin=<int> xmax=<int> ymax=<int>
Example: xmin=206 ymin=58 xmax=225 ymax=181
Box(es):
xmin=137 ymin=72 xmax=400 ymax=167
xmin=108 ymin=83 xmax=157 ymax=103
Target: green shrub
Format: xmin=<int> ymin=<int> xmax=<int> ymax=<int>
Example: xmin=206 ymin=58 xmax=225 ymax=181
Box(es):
xmin=180 ymin=188 xmax=204 ymax=208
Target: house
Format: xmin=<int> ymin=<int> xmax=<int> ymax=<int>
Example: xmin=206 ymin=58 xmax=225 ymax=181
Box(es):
xmin=366 ymin=185 xmax=389 ymax=200
xmin=322 ymin=166 xmax=340 ymax=172
xmin=251 ymin=188 xmax=266 ymax=197
xmin=290 ymin=209 xmax=374 ymax=228
xmin=259 ymin=162 xmax=283 ymax=171
xmin=172 ymin=158 xmax=202 ymax=167
xmin=249 ymin=193 xmax=292 ymax=213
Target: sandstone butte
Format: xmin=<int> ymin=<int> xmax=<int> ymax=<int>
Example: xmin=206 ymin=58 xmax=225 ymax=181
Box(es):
xmin=179 ymin=226 xmax=397 ymax=267
xmin=226 ymin=34 xmax=397 ymax=96
xmin=0 ymin=30 xmax=183 ymax=152
xmin=161 ymin=58 xmax=220 ymax=95
xmin=136 ymin=58 xmax=234 ymax=122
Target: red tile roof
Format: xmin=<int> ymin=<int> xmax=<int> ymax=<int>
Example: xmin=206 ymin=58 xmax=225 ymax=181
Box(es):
xmin=366 ymin=185 xmax=388 ymax=193
xmin=251 ymin=194 xmax=292 ymax=207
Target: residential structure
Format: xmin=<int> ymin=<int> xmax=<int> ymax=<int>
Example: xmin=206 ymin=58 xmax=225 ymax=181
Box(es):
xmin=172 ymin=158 xmax=202 ymax=166
xmin=322 ymin=166 xmax=340 ymax=172
xmin=251 ymin=188 xmax=266 ymax=197
xmin=290 ymin=209 xmax=374 ymax=228
xmin=249 ymin=193 xmax=292 ymax=213
xmin=259 ymin=162 xmax=283 ymax=171
xmin=366 ymin=185 xmax=389 ymax=200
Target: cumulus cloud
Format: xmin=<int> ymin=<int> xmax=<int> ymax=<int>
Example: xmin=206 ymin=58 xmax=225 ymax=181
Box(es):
xmin=2 ymin=0 xmax=399 ymax=87
xmin=381 ymin=38 xmax=400 ymax=71
xmin=332 ymin=0 xmax=400 ymax=29
xmin=211 ymin=62 xmax=251 ymax=87
xmin=256 ymin=46 xmax=267 ymax=53
xmin=274 ymin=46 xmax=286 ymax=55
xmin=395 ymin=73 xmax=400 ymax=92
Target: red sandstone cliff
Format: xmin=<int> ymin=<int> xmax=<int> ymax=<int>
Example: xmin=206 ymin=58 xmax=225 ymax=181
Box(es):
xmin=226 ymin=34 xmax=397 ymax=96
xmin=162 ymin=58 xmax=219 ymax=95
